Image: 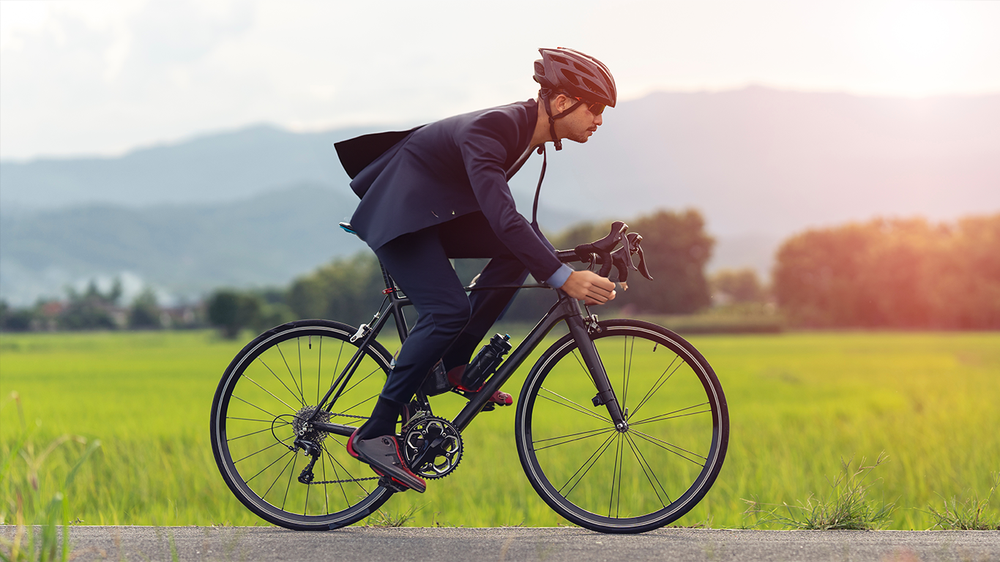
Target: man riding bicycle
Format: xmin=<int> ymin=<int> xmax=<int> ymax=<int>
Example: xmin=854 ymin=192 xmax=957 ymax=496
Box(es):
xmin=336 ymin=47 xmax=618 ymax=492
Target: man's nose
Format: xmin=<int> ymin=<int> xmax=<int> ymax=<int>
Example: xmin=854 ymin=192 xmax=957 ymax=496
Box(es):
xmin=594 ymin=114 xmax=603 ymax=126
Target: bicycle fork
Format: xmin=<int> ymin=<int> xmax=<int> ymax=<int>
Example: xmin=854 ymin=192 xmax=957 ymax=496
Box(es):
xmin=565 ymin=306 xmax=628 ymax=432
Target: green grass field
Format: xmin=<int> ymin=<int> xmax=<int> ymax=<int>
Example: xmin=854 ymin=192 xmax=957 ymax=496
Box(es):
xmin=1 ymin=328 xmax=998 ymax=529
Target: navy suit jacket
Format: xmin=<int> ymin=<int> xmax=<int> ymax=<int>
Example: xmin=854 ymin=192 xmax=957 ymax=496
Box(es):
xmin=336 ymin=99 xmax=563 ymax=282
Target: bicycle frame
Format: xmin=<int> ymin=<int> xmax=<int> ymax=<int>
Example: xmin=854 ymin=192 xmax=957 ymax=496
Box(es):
xmin=306 ymin=261 xmax=626 ymax=438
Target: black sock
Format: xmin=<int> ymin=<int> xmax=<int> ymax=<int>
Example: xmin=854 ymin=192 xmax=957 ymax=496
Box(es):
xmin=357 ymin=396 xmax=403 ymax=440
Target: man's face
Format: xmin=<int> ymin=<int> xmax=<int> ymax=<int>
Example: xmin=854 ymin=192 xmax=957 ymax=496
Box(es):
xmin=555 ymin=96 xmax=604 ymax=144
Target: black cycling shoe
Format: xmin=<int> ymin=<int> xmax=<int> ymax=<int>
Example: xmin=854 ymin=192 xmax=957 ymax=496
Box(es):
xmin=347 ymin=430 xmax=427 ymax=493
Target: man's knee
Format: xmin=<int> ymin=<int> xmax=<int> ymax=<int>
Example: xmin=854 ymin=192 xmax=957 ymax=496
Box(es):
xmin=419 ymin=297 xmax=471 ymax=339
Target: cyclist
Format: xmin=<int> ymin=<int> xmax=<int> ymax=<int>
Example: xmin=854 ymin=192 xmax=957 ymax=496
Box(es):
xmin=336 ymin=47 xmax=618 ymax=492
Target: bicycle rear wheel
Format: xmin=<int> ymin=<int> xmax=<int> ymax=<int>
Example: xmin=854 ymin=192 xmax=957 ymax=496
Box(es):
xmin=516 ymin=319 xmax=728 ymax=533
xmin=210 ymin=319 xmax=394 ymax=530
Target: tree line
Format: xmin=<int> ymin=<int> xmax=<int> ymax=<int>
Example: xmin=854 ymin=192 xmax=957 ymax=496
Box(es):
xmin=773 ymin=214 xmax=1000 ymax=329
xmin=4 ymin=211 xmax=997 ymax=335
xmin=0 ymin=280 xmax=204 ymax=332
xmin=203 ymin=209 xmax=716 ymax=338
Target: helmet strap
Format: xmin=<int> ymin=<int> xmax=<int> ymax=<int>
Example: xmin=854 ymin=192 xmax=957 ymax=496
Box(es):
xmin=542 ymin=92 xmax=582 ymax=151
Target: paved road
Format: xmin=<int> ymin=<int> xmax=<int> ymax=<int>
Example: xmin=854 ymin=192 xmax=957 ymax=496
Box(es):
xmin=2 ymin=526 xmax=998 ymax=561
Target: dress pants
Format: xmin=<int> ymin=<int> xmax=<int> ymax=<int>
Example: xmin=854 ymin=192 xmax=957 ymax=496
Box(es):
xmin=373 ymin=213 xmax=550 ymax=403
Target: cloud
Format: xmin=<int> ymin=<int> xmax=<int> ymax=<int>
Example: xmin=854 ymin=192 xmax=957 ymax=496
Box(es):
xmin=2 ymin=0 xmax=999 ymax=160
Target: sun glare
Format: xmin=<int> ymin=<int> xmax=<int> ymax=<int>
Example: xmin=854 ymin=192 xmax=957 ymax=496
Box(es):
xmin=861 ymin=1 xmax=996 ymax=97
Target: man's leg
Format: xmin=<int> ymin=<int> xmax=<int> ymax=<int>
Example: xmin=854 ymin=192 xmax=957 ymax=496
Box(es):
xmin=437 ymin=214 xmax=546 ymax=371
xmin=349 ymin=227 xmax=469 ymax=492
xmin=441 ymin=255 xmax=527 ymax=371
xmin=365 ymin=226 xmax=471 ymax=430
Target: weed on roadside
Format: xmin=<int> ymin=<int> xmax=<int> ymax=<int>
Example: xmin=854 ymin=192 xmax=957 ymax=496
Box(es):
xmin=926 ymin=472 xmax=1000 ymax=530
xmin=0 ymin=392 xmax=101 ymax=562
xmin=743 ymin=452 xmax=896 ymax=530
xmin=366 ymin=504 xmax=423 ymax=527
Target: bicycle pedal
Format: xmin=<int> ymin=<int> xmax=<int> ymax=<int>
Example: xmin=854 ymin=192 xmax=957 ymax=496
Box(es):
xmin=378 ymin=476 xmax=411 ymax=493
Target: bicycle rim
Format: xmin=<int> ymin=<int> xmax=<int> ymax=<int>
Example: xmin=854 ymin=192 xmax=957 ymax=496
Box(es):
xmin=210 ymin=320 xmax=394 ymax=530
xmin=516 ymin=320 xmax=729 ymax=533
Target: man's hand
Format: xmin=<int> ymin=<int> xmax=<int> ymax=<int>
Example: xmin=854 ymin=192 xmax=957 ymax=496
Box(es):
xmin=561 ymin=270 xmax=617 ymax=305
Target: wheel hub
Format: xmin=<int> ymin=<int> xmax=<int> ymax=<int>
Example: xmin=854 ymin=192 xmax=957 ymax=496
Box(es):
xmin=291 ymin=406 xmax=332 ymax=444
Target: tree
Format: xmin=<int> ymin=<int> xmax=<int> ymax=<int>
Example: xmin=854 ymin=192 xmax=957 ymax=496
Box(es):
xmin=1 ymin=301 xmax=36 ymax=332
xmin=711 ymin=269 xmax=766 ymax=305
xmin=772 ymin=215 xmax=1000 ymax=329
xmin=207 ymin=289 xmax=263 ymax=339
xmin=286 ymin=253 xmax=385 ymax=327
xmin=129 ymin=288 xmax=162 ymax=329
xmin=59 ymin=279 xmax=122 ymax=330
xmin=552 ymin=209 xmax=714 ymax=314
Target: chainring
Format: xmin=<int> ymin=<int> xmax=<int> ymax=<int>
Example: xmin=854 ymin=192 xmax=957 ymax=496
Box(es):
xmin=402 ymin=415 xmax=463 ymax=479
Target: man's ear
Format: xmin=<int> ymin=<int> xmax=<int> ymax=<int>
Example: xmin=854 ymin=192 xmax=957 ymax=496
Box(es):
xmin=553 ymin=93 xmax=574 ymax=113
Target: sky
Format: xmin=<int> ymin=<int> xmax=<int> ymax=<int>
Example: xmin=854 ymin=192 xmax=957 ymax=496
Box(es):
xmin=1 ymin=0 xmax=999 ymax=161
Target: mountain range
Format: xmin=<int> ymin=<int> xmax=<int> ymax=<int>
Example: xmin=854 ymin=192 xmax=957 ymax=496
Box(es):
xmin=2 ymin=87 xmax=998 ymax=306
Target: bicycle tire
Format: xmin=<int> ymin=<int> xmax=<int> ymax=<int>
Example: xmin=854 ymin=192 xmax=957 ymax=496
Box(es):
xmin=515 ymin=319 xmax=728 ymax=533
xmin=210 ymin=319 xmax=395 ymax=530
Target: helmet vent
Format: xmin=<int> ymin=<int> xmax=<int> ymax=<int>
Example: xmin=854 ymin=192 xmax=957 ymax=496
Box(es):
xmin=572 ymin=61 xmax=596 ymax=77
xmin=583 ymin=77 xmax=603 ymax=93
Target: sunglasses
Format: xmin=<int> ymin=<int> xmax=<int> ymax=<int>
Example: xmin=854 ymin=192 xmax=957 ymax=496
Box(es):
xmin=564 ymin=93 xmax=606 ymax=116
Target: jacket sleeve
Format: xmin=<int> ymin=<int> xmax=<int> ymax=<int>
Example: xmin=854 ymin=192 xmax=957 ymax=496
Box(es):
xmin=458 ymin=112 xmax=565 ymax=282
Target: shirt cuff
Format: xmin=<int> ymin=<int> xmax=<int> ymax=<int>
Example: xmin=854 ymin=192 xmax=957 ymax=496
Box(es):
xmin=545 ymin=264 xmax=574 ymax=289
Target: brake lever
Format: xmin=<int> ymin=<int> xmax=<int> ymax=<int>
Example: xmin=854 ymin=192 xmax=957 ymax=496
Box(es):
xmin=610 ymin=247 xmax=631 ymax=290
xmin=628 ymin=233 xmax=653 ymax=281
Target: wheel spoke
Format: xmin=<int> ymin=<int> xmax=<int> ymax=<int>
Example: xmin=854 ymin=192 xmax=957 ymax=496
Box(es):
xmin=630 ymin=355 xmax=683 ymax=420
xmin=624 ymin=432 xmax=671 ymax=507
xmin=620 ymin=336 xmax=634 ymax=413
xmin=226 ymin=415 xmax=287 ymax=425
xmin=629 ymin=428 xmax=708 ymax=466
xmin=610 ymin=433 xmax=623 ymax=518
xmin=233 ymin=439 xmax=291 ymax=464
xmin=240 ymin=369 xmax=298 ymax=412
xmin=570 ymin=350 xmax=599 ymax=391
xmin=558 ymin=431 xmax=617 ymax=498
xmin=340 ymin=366 xmax=384 ymax=398
xmin=537 ymin=387 xmax=611 ymax=424
xmin=532 ymin=426 xmax=617 ymax=451
xmin=230 ymin=394 xmax=283 ymax=420
xmin=245 ymin=447 xmax=294 ymax=487
xmin=281 ymin=453 xmax=298 ymax=511
xmin=227 ymin=424 xmax=286 ymax=442
xmin=272 ymin=344 xmax=307 ymax=407
xmin=630 ymin=402 xmax=712 ymax=426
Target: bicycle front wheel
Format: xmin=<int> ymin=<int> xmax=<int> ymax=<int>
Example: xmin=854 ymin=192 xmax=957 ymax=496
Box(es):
xmin=516 ymin=319 xmax=728 ymax=533
xmin=210 ymin=319 xmax=394 ymax=530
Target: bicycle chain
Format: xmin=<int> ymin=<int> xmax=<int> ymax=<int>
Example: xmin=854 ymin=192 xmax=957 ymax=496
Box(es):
xmin=306 ymin=475 xmax=380 ymax=485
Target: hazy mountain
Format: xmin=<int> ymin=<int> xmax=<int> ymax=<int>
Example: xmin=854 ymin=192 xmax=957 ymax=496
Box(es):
xmin=2 ymin=87 xmax=998 ymax=304
xmin=540 ymin=87 xmax=1000 ymax=235
xmin=0 ymin=184 xmax=366 ymax=305
xmin=0 ymin=184 xmax=583 ymax=306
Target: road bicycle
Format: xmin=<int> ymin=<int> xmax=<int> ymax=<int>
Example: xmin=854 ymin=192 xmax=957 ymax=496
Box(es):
xmin=210 ymin=221 xmax=729 ymax=534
